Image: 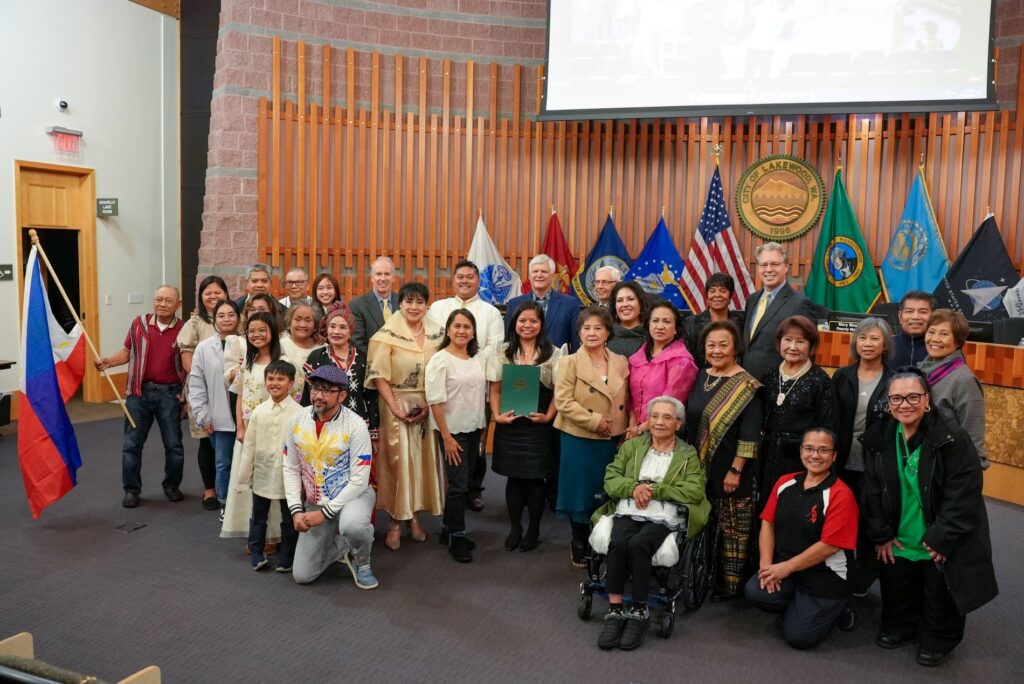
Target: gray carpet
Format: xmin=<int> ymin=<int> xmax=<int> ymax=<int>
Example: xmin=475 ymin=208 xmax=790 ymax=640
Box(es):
xmin=2 ymin=418 xmax=1021 ymax=683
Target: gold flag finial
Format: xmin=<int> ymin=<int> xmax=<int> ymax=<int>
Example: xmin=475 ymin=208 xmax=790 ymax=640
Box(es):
xmin=609 ymin=203 xmax=614 ymax=218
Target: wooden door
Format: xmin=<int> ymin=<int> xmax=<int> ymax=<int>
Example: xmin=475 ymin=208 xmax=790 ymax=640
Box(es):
xmin=15 ymin=161 xmax=103 ymax=402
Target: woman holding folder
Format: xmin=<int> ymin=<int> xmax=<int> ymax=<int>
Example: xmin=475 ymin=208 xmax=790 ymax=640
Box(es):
xmin=488 ymin=301 xmax=563 ymax=552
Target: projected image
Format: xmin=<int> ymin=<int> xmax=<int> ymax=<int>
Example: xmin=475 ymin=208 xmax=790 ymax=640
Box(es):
xmin=545 ymin=0 xmax=993 ymax=115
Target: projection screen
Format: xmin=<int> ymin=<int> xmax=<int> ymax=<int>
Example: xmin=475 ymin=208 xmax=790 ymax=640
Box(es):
xmin=541 ymin=0 xmax=995 ymax=119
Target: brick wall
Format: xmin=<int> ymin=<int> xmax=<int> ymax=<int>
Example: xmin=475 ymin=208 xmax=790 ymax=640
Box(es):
xmin=200 ymin=0 xmax=1024 ymax=293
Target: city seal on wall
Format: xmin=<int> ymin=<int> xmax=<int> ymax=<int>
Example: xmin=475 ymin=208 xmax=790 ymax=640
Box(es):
xmin=736 ymin=154 xmax=825 ymax=241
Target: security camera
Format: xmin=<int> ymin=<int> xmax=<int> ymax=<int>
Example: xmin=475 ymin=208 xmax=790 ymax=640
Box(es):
xmin=56 ymin=100 xmax=69 ymax=112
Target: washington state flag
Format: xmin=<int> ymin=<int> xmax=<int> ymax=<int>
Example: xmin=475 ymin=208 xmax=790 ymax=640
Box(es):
xmin=805 ymin=169 xmax=881 ymax=313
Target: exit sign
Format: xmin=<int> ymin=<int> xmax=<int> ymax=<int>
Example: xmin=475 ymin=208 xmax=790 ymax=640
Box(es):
xmin=96 ymin=198 xmax=119 ymax=217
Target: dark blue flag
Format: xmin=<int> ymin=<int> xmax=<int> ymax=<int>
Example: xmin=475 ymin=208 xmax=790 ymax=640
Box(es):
xmin=572 ymin=213 xmax=632 ymax=305
xmin=625 ymin=217 xmax=689 ymax=311
xmin=934 ymin=215 xmax=1018 ymax=322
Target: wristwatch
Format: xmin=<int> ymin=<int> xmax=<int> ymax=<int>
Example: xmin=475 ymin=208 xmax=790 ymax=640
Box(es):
xmin=728 ymin=465 xmax=742 ymax=475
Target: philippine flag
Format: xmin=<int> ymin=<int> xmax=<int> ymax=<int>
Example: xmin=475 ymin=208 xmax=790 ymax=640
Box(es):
xmin=18 ymin=246 xmax=86 ymax=518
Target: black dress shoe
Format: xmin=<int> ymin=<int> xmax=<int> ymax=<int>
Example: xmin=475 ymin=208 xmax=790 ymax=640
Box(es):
xmin=122 ymin=492 xmax=140 ymax=508
xmin=519 ymin=530 xmax=539 ymax=552
xmin=709 ymin=590 xmax=739 ymax=603
xmin=876 ymin=631 xmax=913 ymax=649
xmin=163 ymin=486 xmax=184 ymax=502
xmin=505 ymin=529 xmax=522 ymax=551
xmin=439 ymin=528 xmax=476 ymax=550
xmin=916 ymin=648 xmax=949 ymax=667
xmin=838 ymin=604 xmax=857 ymax=632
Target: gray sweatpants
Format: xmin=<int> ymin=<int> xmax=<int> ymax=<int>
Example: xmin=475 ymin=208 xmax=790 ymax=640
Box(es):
xmin=293 ymin=488 xmax=376 ymax=585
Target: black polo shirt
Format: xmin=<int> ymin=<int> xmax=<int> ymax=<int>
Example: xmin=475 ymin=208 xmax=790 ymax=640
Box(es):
xmin=761 ymin=471 xmax=858 ymax=599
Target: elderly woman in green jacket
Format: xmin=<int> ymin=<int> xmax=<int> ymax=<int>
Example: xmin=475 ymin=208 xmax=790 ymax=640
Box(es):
xmin=592 ymin=395 xmax=710 ymax=652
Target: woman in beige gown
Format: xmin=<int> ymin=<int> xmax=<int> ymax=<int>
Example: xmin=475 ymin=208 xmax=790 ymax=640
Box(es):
xmin=365 ymin=282 xmax=444 ymax=550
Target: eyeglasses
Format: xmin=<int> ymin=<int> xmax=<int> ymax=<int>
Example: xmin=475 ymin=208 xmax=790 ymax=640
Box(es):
xmin=285 ymin=280 xmax=308 ymax=286
xmin=800 ymin=445 xmax=834 ymax=456
xmin=309 ymin=386 xmax=341 ymax=396
xmin=758 ymin=262 xmax=785 ymax=270
xmin=888 ymin=393 xmax=925 ymax=407
xmin=594 ymin=279 xmax=617 ymax=285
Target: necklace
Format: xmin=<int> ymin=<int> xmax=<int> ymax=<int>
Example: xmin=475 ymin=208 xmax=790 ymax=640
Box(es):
xmin=703 ymin=373 xmax=723 ymax=392
xmin=776 ymin=359 xmax=811 ymax=406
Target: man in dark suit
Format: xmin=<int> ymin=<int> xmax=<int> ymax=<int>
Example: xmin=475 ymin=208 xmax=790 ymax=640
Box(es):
xmin=504 ymin=254 xmax=579 ymax=352
xmin=350 ymin=256 xmax=399 ymax=352
xmin=235 ymin=263 xmax=277 ymax=313
xmin=743 ymin=242 xmax=821 ymax=380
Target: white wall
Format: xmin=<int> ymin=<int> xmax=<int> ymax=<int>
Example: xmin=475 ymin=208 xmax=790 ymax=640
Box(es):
xmin=0 ymin=0 xmax=180 ymax=394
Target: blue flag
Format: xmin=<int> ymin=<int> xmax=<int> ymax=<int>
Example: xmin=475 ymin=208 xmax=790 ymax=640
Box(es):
xmin=881 ymin=168 xmax=950 ymax=302
xmin=625 ymin=217 xmax=689 ymax=311
xmin=572 ymin=214 xmax=632 ymax=305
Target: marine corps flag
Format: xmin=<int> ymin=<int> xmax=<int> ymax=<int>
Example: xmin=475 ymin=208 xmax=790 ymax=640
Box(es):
xmin=805 ymin=169 xmax=881 ymax=313
xmin=527 ymin=208 xmax=577 ymax=295
xmin=934 ymin=215 xmax=1018 ymax=322
xmin=572 ymin=212 xmax=631 ymax=305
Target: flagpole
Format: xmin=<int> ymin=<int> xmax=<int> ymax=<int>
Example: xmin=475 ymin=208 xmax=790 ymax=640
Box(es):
xmin=27 ymin=229 xmax=136 ymax=429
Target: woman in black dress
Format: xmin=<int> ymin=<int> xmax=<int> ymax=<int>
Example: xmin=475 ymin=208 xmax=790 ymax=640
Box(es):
xmin=488 ymin=301 xmax=563 ymax=552
xmin=302 ymin=302 xmax=377 ymax=437
xmin=684 ymin=319 xmax=763 ymax=600
xmin=757 ymin=315 xmax=837 ymax=511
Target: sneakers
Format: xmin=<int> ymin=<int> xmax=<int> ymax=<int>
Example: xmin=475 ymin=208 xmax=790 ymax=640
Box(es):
xmin=618 ymin=606 xmax=649 ymax=651
xmin=448 ymin=534 xmax=473 ymax=563
xmin=275 ymin=558 xmax=293 ymax=573
xmin=219 ymin=506 xmax=225 ymax=523
xmin=339 ymin=550 xmax=379 ymax=590
xmin=122 ymin=491 xmax=140 ymax=508
xmin=597 ymin=609 xmax=626 ymax=649
xmin=251 ymin=553 xmax=269 ymax=571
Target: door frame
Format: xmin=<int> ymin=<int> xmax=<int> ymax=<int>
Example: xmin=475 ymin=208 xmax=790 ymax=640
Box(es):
xmin=14 ymin=160 xmax=106 ymax=403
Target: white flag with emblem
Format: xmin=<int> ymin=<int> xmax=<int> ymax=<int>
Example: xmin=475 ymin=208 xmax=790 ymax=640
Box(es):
xmin=467 ymin=214 xmax=521 ymax=305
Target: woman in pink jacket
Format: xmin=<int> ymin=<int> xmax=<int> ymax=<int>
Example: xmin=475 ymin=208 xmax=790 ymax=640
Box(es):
xmin=625 ymin=299 xmax=698 ymax=438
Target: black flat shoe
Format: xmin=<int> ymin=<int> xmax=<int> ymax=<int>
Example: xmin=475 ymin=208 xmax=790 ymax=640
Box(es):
xmin=618 ymin=607 xmax=649 ymax=651
xmin=202 ymin=496 xmax=219 ymax=511
xmin=439 ymin=528 xmax=476 ymax=550
xmin=519 ymin=531 xmax=539 ymax=552
xmin=505 ymin=529 xmax=522 ymax=551
xmin=597 ymin=610 xmax=626 ymax=650
xmin=876 ymin=632 xmax=913 ymax=649
xmin=916 ymin=648 xmax=949 ymax=667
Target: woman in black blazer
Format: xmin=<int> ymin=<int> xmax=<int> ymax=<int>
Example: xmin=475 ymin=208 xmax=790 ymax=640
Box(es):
xmin=831 ymin=317 xmax=893 ymax=596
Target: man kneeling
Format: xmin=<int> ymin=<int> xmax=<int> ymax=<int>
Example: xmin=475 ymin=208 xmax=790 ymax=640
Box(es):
xmin=745 ymin=428 xmax=857 ymax=648
xmin=284 ymin=365 xmax=379 ymax=589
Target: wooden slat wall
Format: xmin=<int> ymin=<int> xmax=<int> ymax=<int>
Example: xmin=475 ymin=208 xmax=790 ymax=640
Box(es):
xmin=260 ymin=41 xmax=1024 ymax=301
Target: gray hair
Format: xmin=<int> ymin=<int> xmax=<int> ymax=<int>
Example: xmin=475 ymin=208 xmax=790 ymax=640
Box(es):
xmin=247 ymin=263 xmax=272 ymax=279
xmin=528 ymin=254 xmax=556 ymax=272
xmin=595 ymin=265 xmax=622 ymax=280
xmin=647 ymin=395 xmax=684 ymax=421
xmin=849 ymin=316 xmax=894 ymax=362
xmin=370 ymin=256 xmax=395 ymax=270
xmin=755 ymin=242 xmax=788 ymax=264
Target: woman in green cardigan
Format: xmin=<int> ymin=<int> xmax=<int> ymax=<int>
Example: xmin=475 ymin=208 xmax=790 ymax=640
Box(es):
xmin=592 ymin=395 xmax=710 ymax=652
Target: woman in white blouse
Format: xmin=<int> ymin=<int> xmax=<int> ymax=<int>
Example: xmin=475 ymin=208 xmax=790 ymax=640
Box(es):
xmin=425 ymin=309 xmax=488 ymax=563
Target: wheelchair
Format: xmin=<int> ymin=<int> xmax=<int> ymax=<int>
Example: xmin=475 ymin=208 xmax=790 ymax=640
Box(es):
xmin=576 ymin=508 xmax=716 ymax=638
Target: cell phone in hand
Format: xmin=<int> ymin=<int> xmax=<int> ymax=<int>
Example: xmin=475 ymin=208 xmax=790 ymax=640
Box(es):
xmin=406 ymin=406 xmax=424 ymax=418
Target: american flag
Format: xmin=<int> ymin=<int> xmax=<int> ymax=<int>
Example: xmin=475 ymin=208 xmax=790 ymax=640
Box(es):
xmin=680 ymin=166 xmax=755 ymax=311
